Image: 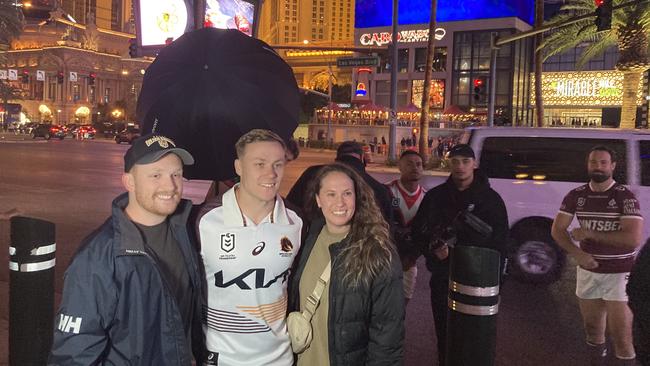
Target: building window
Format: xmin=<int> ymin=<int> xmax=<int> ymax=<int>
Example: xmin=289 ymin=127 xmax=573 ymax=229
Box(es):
xmin=104 ymin=87 xmax=111 ymax=103
xmin=376 ymin=80 xmax=408 ymax=107
xmin=89 ymin=86 xmax=95 ymax=103
xmin=48 ymin=81 xmax=56 ymax=101
xmin=451 ymin=29 xmax=528 ymax=125
xmin=415 ymin=47 xmax=448 ymax=72
xmin=111 ymin=0 xmax=122 ymax=31
xmin=72 ymin=84 xmax=80 ymax=102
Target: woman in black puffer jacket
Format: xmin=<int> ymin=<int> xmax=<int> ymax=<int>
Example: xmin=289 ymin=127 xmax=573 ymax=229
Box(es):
xmin=627 ymin=238 xmax=650 ymax=365
xmin=288 ymin=163 xmax=404 ymax=366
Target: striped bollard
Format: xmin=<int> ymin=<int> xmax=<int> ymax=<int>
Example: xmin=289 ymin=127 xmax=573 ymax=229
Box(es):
xmin=9 ymin=216 xmax=56 ymax=366
xmin=446 ymin=245 xmax=501 ymax=366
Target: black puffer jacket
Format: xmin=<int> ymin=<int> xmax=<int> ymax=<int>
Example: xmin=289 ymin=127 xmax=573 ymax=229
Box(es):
xmin=411 ymin=170 xmax=509 ymax=271
xmin=627 ymin=239 xmax=650 ymax=365
xmin=288 ymin=218 xmax=404 ymax=366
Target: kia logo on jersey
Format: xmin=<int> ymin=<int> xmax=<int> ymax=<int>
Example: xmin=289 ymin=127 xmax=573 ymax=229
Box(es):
xmin=221 ymin=233 xmax=235 ymax=253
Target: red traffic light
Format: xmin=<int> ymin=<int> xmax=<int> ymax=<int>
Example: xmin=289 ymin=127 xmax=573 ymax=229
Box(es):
xmin=594 ymin=0 xmax=605 ymax=6
xmin=473 ymin=78 xmax=484 ymax=87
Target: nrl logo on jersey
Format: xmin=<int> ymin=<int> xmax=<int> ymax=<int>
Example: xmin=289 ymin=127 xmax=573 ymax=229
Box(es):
xmin=221 ymin=233 xmax=235 ymax=253
xmin=577 ymin=198 xmax=586 ymax=207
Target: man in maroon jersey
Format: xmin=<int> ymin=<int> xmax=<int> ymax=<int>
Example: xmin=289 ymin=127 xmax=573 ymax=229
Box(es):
xmin=552 ymin=145 xmax=643 ymax=366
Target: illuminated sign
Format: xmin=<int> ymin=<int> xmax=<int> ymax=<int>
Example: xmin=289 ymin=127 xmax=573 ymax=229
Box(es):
xmin=204 ymin=0 xmax=256 ymax=37
xmin=135 ymin=0 xmax=193 ymax=47
xmin=360 ymin=28 xmax=446 ymax=46
xmin=355 ymin=0 xmax=534 ymax=28
xmin=533 ymin=71 xmax=644 ymax=106
xmin=353 ymin=69 xmax=372 ymax=103
xmin=356 ymin=82 xmax=367 ymax=96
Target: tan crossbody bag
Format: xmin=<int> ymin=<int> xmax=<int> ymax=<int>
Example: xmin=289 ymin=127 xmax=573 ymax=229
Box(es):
xmin=287 ymin=262 xmax=332 ymax=354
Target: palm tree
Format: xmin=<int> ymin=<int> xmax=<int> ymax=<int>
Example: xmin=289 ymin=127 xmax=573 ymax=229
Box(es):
xmin=541 ymin=0 xmax=650 ymax=129
xmin=418 ymin=0 xmax=437 ymax=160
xmin=0 ymin=1 xmax=22 ymax=49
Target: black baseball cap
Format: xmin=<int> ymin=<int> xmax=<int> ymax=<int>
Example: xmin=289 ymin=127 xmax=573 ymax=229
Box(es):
xmin=447 ymin=144 xmax=475 ymax=159
xmin=124 ymin=134 xmax=194 ymax=172
xmin=336 ymin=141 xmax=363 ymax=158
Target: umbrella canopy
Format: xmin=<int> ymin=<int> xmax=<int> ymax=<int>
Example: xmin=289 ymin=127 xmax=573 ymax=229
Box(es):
xmin=137 ymin=28 xmax=299 ymax=180
xmin=398 ymin=103 xmax=420 ymax=113
xmin=324 ymin=102 xmax=342 ymax=111
xmin=442 ymin=104 xmax=469 ymax=115
xmin=359 ymin=103 xmax=387 ymax=111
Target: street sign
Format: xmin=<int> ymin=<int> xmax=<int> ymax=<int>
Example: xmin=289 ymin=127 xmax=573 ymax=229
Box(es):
xmin=336 ymin=56 xmax=380 ymax=68
xmin=8 ymin=69 xmax=17 ymax=81
xmin=36 ymin=70 xmax=45 ymax=81
xmin=0 ymin=70 xmax=7 ymax=80
xmin=69 ymin=72 xmax=77 ymax=82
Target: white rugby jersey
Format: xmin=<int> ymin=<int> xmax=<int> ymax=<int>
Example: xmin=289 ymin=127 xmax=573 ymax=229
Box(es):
xmin=385 ymin=179 xmax=426 ymax=226
xmin=197 ymin=186 xmax=302 ymax=366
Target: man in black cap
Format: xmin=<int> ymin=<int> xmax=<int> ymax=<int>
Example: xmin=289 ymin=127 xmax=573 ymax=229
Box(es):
xmin=411 ymin=144 xmax=508 ymax=365
xmin=49 ymin=134 xmax=204 ymax=365
xmin=286 ymin=140 xmax=392 ymax=223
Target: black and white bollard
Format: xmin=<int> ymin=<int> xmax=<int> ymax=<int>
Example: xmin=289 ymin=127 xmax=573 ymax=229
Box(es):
xmin=9 ymin=216 xmax=56 ymax=366
xmin=446 ymin=245 xmax=501 ymax=366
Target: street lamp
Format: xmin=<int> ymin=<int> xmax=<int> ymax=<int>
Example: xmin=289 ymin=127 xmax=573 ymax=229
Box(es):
xmin=111 ymin=110 xmax=122 ymax=119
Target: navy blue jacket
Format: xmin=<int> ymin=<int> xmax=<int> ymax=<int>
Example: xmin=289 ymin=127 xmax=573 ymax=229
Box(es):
xmin=48 ymin=193 xmax=203 ymax=365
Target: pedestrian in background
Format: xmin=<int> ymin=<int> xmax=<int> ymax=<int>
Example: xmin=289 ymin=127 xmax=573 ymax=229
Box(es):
xmin=288 ymin=163 xmax=404 ymax=366
xmin=627 ymin=238 xmax=650 ymax=366
xmin=49 ymin=134 xmax=203 ymax=365
xmin=385 ymin=150 xmax=427 ymax=305
xmin=411 ymin=144 xmax=508 ymax=366
xmin=195 ymin=129 xmax=302 ymax=366
xmin=551 ymin=145 xmax=643 ymax=366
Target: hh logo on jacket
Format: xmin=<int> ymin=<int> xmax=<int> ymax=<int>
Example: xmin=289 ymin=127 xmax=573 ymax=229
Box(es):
xmin=57 ymin=314 xmax=82 ymax=334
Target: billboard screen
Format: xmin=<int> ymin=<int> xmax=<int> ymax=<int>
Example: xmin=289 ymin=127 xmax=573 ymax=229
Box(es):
xmin=204 ymin=0 xmax=257 ymax=37
xmin=135 ymin=0 xmax=194 ymax=48
xmin=355 ymin=0 xmax=534 ymax=28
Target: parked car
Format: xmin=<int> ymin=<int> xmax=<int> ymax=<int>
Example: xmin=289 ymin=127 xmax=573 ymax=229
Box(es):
xmin=425 ymin=127 xmax=650 ymax=285
xmin=19 ymin=122 xmax=37 ymax=134
xmin=73 ymin=125 xmax=96 ymax=139
xmin=31 ymin=124 xmax=66 ymax=140
xmin=115 ymin=126 xmax=140 ymax=144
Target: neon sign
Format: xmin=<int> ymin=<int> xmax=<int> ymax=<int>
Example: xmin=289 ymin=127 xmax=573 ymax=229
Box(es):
xmin=533 ymin=71 xmax=643 ymax=106
xmin=359 ymin=28 xmax=446 ymax=46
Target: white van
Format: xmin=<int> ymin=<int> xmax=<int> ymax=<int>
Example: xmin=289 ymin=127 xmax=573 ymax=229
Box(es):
xmin=446 ymin=127 xmax=650 ymax=284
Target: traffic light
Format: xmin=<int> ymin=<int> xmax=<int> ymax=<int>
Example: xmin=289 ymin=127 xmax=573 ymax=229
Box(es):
xmin=594 ymin=0 xmax=612 ymax=32
xmin=88 ymin=72 xmax=96 ymax=85
xmin=20 ymin=70 xmax=29 ymax=84
xmin=57 ymin=71 xmax=64 ymax=84
xmin=128 ymin=38 xmax=137 ymax=58
xmin=473 ymin=78 xmax=485 ymax=102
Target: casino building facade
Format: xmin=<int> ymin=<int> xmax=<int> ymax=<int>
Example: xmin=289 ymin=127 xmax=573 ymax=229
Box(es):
xmin=352 ymin=0 xmax=536 ymax=126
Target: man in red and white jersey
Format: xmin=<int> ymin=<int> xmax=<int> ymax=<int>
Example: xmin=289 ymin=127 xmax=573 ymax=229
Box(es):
xmin=385 ymin=150 xmax=426 ymax=304
xmin=552 ymin=145 xmax=643 ymax=366
xmin=195 ymin=129 xmax=302 ymax=366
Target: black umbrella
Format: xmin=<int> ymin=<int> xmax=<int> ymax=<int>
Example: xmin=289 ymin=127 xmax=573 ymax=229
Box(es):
xmin=136 ymin=28 xmax=300 ymax=180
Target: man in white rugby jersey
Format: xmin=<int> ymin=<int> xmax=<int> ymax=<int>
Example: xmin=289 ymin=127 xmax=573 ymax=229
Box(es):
xmin=195 ymin=129 xmax=302 ymax=366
